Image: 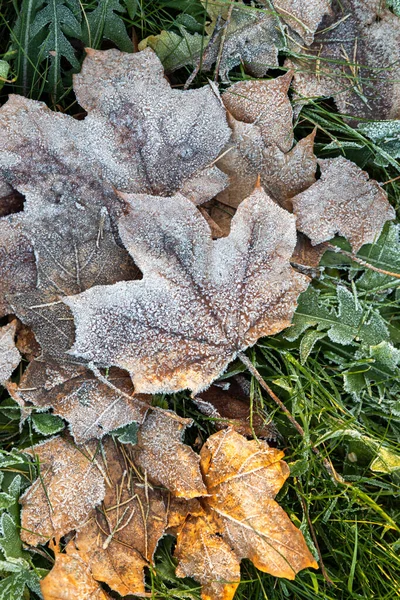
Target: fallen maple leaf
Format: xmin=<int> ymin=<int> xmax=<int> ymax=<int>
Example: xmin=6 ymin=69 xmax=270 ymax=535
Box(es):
xmin=0 ymin=49 xmax=230 ymax=203
xmin=292 ymin=157 xmax=395 ymax=252
xmin=65 ymin=187 xmax=309 ymax=394
xmin=20 ymin=436 xmax=105 ymax=546
xmin=16 ymin=360 xmax=148 ymax=443
xmin=0 ymin=320 xmax=21 ymax=383
xmin=215 ymin=74 xmax=317 ymax=219
xmin=287 ymin=0 xmax=400 ymax=121
xmin=29 ymin=430 xmax=316 ymax=600
xmin=134 ymin=410 xmax=207 ymax=498
xmin=41 ymin=541 xmax=112 ymax=600
xmin=175 ymin=429 xmax=318 ymax=599
xmin=70 ymin=438 xmax=168 ymax=597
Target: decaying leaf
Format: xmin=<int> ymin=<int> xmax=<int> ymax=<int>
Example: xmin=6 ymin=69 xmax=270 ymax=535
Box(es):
xmin=20 ymin=436 xmax=105 ymax=546
xmin=33 ymin=430 xmax=316 ymax=600
xmin=216 ymin=75 xmax=317 ymax=218
xmin=41 ymin=542 xmax=112 ymax=600
xmin=16 ymin=360 xmax=149 ymax=443
xmin=292 ymin=157 xmax=395 ymax=252
xmin=174 ymin=429 xmax=318 ymax=599
xmin=175 ymin=511 xmax=241 ymax=600
xmin=140 ymin=0 xmax=284 ymax=80
xmin=194 ymin=377 xmax=278 ymax=439
xmin=272 ymin=0 xmax=332 ymax=44
xmin=0 ymin=320 xmax=21 ymax=383
xmin=65 ymin=188 xmax=309 ymax=394
xmin=71 ymin=439 xmax=168 ymax=596
xmin=135 ymin=410 xmax=207 ymax=498
xmin=10 ymin=198 xmax=137 ymax=361
xmin=0 ymin=49 xmax=230 ymax=202
xmin=0 ymin=217 xmax=36 ymax=318
xmin=288 ymin=0 xmax=400 ymax=121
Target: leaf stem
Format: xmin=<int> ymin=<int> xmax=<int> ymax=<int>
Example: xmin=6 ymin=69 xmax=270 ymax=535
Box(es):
xmin=237 ymin=352 xmax=344 ymax=483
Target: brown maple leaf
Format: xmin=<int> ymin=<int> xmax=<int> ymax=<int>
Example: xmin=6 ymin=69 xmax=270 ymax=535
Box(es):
xmin=292 ymin=157 xmax=396 ymax=252
xmin=0 ymin=49 xmax=230 ymax=206
xmin=41 ymin=541 xmax=112 ymax=600
xmin=29 ymin=430 xmax=316 ymax=599
xmin=175 ymin=429 xmax=318 ymax=599
xmin=20 ymin=436 xmax=105 ymax=546
xmin=287 ymin=0 xmax=400 ymax=121
xmin=16 ymin=360 xmax=149 ymax=443
xmin=214 ymin=74 xmax=317 ymax=222
xmin=134 ymin=410 xmax=207 ymax=498
xmin=65 ymin=187 xmax=309 ymax=394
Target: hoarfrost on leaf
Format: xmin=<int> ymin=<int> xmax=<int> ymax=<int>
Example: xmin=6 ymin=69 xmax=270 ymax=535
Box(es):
xmin=292 ymin=157 xmax=395 ymax=252
xmin=65 ymin=187 xmax=309 ymax=394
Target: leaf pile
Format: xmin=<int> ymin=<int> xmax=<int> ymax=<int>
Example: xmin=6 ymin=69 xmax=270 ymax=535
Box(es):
xmin=0 ymin=43 xmax=398 ymax=600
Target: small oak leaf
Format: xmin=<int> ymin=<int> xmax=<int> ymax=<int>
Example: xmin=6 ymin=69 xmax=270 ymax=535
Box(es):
xmin=20 ymin=437 xmax=105 ymax=546
xmin=65 ymin=188 xmax=309 ymax=394
xmin=292 ymin=157 xmax=395 ymax=252
xmin=134 ymin=410 xmax=207 ymax=498
xmin=0 ymin=320 xmax=21 ymax=383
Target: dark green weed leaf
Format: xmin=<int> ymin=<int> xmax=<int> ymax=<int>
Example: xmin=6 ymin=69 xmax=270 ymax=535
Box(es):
xmin=82 ymin=0 xmax=134 ymax=52
xmin=31 ymin=412 xmax=65 ymax=436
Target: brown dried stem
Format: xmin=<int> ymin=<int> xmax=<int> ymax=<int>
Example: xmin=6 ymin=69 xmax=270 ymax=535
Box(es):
xmin=237 ymin=352 xmax=344 ymax=483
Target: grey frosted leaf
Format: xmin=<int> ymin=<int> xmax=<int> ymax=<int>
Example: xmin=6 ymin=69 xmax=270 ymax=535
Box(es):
xmin=201 ymin=2 xmax=284 ymax=80
xmin=20 ymin=436 xmax=106 ymax=546
xmin=73 ymin=47 xmax=230 ymax=196
xmin=216 ymin=113 xmax=316 ymax=216
xmin=0 ymin=217 xmax=36 ymax=318
xmin=8 ymin=194 xmax=137 ymax=361
xmin=140 ymin=0 xmax=284 ymax=80
xmin=292 ymin=157 xmax=395 ymax=252
xmin=0 ymin=49 xmax=229 ymax=202
xmin=134 ymin=410 xmax=207 ymax=498
xmin=16 ymin=360 xmax=148 ymax=443
xmin=272 ymin=0 xmax=332 ymax=44
xmin=288 ymin=0 xmax=400 ymax=121
xmin=65 ymin=188 xmax=309 ymax=394
xmin=221 ymin=72 xmax=294 ymax=152
xmin=0 ymin=321 xmax=21 ymax=384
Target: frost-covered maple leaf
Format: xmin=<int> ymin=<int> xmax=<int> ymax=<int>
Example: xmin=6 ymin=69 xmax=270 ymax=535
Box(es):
xmin=65 ymin=187 xmax=309 ymax=394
